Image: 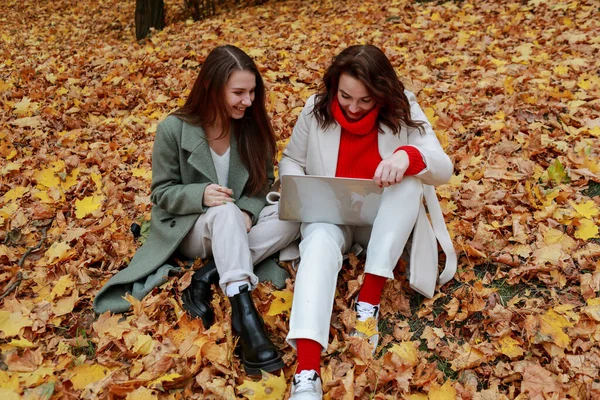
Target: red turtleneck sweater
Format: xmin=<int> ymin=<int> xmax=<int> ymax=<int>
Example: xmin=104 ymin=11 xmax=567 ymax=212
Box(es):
xmin=331 ymin=98 xmax=425 ymax=179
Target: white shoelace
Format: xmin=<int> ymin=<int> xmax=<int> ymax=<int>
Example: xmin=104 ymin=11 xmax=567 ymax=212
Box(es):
xmin=293 ymin=370 xmax=319 ymax=392
xmin=355 ymin=301 xmax=378 ymax=321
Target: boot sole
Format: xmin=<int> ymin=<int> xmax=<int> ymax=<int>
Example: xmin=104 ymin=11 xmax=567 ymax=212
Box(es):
xmin=242 ymin=354 xmax=285 ymax=377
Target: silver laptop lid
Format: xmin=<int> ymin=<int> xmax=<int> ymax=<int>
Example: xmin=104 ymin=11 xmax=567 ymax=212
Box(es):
xmin=279 ymin=175 xmax=383 ymax=226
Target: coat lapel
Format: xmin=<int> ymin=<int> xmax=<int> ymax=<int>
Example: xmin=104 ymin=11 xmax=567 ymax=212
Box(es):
xmin=228 ymin=133 xmax=249 ymax=200
xmin=319 ymin=124 xmax=341 ymax=176
xmin=181 ymin=122 xmax=219 ymax=184
xmin=378 ymin=124 xmax=399 ymax=159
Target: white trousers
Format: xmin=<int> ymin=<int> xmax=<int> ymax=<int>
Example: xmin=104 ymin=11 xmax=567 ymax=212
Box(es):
xmin=178 ymin=203 xmax=300 ymax=293
xmin=286 ymin=176 xmax=422 ymax=351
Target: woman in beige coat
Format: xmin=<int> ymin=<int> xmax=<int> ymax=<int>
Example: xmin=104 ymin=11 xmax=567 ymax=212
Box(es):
xmin=280 ymin=45 xmax=455 ymax=399
xmin=94 ymin=45 xmax=299 ymax=376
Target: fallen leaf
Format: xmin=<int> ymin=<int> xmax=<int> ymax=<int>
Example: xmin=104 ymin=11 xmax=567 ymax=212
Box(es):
xmin=69 ymin=364 xmax=114 ymax=390
xmin=238 ymin=371 xmax=287 ymax=400
xmin=266 ymin=290 xmax=293 ymax=316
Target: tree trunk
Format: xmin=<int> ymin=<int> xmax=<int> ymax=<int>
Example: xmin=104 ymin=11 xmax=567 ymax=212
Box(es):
xmin=135 ymin=0 xmax=165 ymax=41
xmin=184 ymin=0 xmax=216 ymax=20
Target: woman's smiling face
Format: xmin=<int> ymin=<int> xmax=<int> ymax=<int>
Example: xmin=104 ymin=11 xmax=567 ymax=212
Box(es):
xmin=225 ymin=70 xmax=256 ymax=119
xmin=336 ymin=73 xmax=376 ymax=121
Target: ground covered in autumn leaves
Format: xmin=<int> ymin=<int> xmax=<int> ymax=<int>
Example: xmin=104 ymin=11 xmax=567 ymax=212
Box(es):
xmin=1 ymin=0 xmax=600 ymax=398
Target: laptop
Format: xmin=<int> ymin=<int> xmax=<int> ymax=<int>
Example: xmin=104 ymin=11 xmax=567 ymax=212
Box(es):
xmin=278 ymin=175 xmax=383 ymax=226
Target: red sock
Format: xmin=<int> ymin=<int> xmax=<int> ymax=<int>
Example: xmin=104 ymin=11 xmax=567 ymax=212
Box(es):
xmin=357 ymin=273 xmax=387 ymax=305
xmin=296 ymin=339 xmax=321 ymax=375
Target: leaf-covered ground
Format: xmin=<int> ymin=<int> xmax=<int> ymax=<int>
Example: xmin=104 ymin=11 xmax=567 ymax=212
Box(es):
xmin=1 ymin=0 xmax=599 ymax=398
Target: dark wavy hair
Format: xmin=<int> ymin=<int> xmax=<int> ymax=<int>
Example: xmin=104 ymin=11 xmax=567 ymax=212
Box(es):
xmin=171 ymin=45 xmax=275 ymax=196
xmin=313 ymin=45 xmax=425 ymax=135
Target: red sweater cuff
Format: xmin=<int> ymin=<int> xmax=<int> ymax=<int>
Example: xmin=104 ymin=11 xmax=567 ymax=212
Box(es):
xmin=394 ymin=146 xmax=426 ymax=176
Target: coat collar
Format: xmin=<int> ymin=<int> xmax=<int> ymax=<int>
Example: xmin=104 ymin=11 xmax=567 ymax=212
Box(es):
xmin=377 ymin=124 xmax=398 ymax=159
xmin=181 ymin=121 xmax=218 ymax=184
xmin=180 ymin=121 xmax=248 ymax=198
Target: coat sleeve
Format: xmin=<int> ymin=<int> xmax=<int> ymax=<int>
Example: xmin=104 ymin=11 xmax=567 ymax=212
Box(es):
xmin=235 ymin=158 xmax=273 ymax=223
xmin=278 ymin=95 xmax=317 ymax=177
xmin=150 ymin=120 xmax=210 ymax=216
xmin=405 ymin=91 xmax=454 ymax=186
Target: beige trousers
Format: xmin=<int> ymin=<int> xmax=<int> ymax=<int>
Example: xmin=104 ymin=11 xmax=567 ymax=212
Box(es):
xmin=178 ymin=203 xmax=300 ymax=292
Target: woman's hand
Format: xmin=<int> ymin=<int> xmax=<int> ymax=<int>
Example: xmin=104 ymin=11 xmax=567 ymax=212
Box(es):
xmin=203 ymin=184 xmax=234 ymax=207
xmin=374 ymin=150 xmax=409 ymax=187
xmin=241 ymin=211 xmax=252 ymax=232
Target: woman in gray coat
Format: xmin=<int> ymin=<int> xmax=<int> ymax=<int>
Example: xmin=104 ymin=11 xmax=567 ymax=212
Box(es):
xmin=94 ymin=45 xmax=299 ymax=376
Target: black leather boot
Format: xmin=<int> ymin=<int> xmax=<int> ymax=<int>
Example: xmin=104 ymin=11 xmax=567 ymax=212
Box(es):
xmin=181 ymin=260 xmax=219 ymax=328
xmin=230 ymin=284 xmax=284 ymax=376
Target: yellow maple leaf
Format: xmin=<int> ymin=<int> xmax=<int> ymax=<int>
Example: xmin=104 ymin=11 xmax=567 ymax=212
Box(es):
xmin=61 ymin=168 xmax=80 ymax=190
xmin=577 ymin=77 xmax=590 ymax=90
xmin=490 ymin=121 xmax=505 ymax=131
xmin=539 ymin=309 xmax=572 ymax=348
xmin=575 ymin=219 xmax=599 ymax=240
xmin=0 ymin=370 xmax=20 ymax=392
xmin=8 ymin=338 xmax=35 ymax=348
xmin=0 ymin=311 xmax=33 ymax=338
xmin=91 ymin=172 xmax=103 ymax=192
xmin=428 ymin=380 xmax=457 ymax=400
xmin=388 ymin=341 xmax=418 ymax=366
xmin=498 ymin=335 xmax=525 ymax=359
xmin=569 ymin=200 xmax=599 ymax=219
xmin=583 ymin=298 xmax=600 ymax=321
xmin=2 ymin=186 xmax=28 ymax=202
xmin=44 ymin=241 xmax=74 ymax=265
xmin=69 ymin=364 xmax=113 ymax=390
xmin=132 ymin=334 xmax=155 ymax=355
xmin=0 ymin=388 xmax=20 ymax=400
xmin=423 ymin=107 xmax=438 ymax=125
xmin=16 ymin=367 xmax=54 ymax=387
xmin=34 ymin=168 xmax=60 ymax=189
xmin=51 ymin=274 xmax=75 ymax=300
xmin=448 ymin=173 xmax=464 ymax=187
xmin=75 ymin=195 xmax=104 ymax=218
xmin=469 ymin=154 xmax=483 ymax=166
xmin=266 ymin=290 xmax=293 ymax=316
xmin=148 ymin=373 xmax=182 ymax=390
xmin=32 ymin=190 xmax=55 ymax=204
xmin=405 ymin=394 xmax=428 ymax=400
xmin=450 ymin=343 xmax=486 ymax=371
xmin=355 ymin=317 xmax=378 ymax=338
xmin=13 ymin=97 xmax=39 ymax=117
xmin=238 ymin=371 xmax=287 ymax=400
xmin=132 ymin=168 xmax=152 ymax=181
xmin=126 ymin=386 xmax=158 ymax=400
xmin=553 ymin=65 xmax=569 ymax=76
xmin=52 ymin=290 xmax=79 ymax=316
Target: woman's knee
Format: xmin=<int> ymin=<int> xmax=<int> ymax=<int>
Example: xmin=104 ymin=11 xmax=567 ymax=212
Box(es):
xmin=383 ymin=176 xmax=423 ymax=199
xmin=302 ymin=223 xmax=345 ymax=245
xmin=299 ymin=224 xmax=346 ymax=256
xmin=206 ymin=202 xmax=243 ymax=220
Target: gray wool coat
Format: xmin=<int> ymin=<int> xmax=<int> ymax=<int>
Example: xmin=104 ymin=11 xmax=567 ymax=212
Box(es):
xmin=93 ymin=116 xmax=273 ymax=314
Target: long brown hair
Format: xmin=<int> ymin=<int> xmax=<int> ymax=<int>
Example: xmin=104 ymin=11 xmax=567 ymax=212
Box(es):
xmin=171 ymin=45 xmax=275 ymax=196
xmin=313 ymin=45 xmax=424 ymax=134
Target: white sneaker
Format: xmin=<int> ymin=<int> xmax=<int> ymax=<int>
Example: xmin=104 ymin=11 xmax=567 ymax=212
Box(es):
xmin=350 ymin=300 xmax=380 ymax=354
xmin=290 ymin=370 xmax=322 ymax=399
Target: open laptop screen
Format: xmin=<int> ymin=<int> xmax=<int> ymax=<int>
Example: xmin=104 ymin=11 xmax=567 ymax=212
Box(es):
xmin=278 ymin=175 xmax=383 ymax=226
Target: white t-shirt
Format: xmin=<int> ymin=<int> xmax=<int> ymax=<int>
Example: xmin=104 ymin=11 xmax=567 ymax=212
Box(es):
xmin=209 ymin=147 xmax=231 ymax=187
